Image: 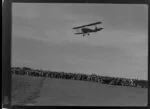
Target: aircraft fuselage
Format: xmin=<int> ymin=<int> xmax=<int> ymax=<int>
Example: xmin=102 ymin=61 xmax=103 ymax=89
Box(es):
xmin=81 ymin=27 xmax=103 ymax=36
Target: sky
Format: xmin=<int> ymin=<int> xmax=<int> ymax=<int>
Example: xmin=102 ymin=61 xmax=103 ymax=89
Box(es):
xmin=11 ymin=3 xmax=148 ymax=80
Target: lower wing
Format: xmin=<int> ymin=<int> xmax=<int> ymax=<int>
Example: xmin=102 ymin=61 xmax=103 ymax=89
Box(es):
xmin=74 ymin=33 xmax=84 ymax=35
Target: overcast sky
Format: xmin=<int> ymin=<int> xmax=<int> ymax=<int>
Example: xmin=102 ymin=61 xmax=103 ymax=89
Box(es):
xmin=12 ymin=3 xmax=148 ymax=80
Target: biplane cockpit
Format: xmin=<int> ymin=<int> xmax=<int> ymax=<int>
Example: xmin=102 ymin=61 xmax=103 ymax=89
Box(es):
xmin=72 ymin=22 xmax=104 ymax=37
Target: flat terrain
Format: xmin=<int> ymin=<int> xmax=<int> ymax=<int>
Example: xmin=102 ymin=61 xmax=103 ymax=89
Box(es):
xmin=12 ymin=75 xmax=147 ymax=106
xmin=11 ymin=75 xmax=45 ymax=105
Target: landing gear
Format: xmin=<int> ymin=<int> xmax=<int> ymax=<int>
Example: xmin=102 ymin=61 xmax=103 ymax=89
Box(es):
xmin=83 ymin=33 xmax=89 ymax=37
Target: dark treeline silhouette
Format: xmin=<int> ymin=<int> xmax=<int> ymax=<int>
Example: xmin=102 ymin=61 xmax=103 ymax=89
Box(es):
xmin=11 ymin=67 xmax=148 ymax=88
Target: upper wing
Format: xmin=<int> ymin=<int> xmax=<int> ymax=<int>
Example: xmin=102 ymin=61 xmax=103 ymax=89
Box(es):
xmin=86 ymin=22 xmax=102 ymax=26
xmin=72 ymin=22 xmax=102 ymax=29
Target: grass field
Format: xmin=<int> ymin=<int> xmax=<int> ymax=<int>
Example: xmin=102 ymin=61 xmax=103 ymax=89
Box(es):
xmin=11 ymin=75 xmax=147 ymax=106
xmin=11 ymin=75 xmax=45 ymax=105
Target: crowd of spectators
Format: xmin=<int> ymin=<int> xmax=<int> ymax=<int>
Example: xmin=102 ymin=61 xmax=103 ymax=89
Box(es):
xmin=11 ymin=67 xmax=148 ymax=88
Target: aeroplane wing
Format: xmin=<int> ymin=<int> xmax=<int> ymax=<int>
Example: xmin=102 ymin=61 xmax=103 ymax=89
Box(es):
xmin=74 ymin=33 xmax=84 ymax=34
xmin=73 ymin=22 xmax=102 ymax=29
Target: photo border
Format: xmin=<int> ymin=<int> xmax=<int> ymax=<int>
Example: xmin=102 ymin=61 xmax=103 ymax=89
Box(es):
xmin=2 ymin=0 xmax=149 ymax=108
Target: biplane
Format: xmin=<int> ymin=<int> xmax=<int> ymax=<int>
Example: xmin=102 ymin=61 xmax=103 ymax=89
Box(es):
xmin=72 ymin=22 xmax=103 ymax=37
